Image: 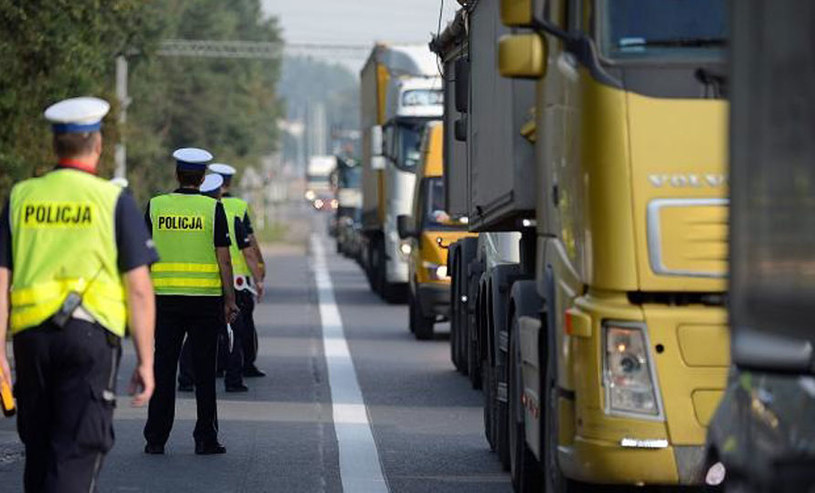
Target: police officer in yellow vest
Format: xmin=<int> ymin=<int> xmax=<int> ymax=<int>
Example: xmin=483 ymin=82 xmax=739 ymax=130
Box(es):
xmin=176 ymin=173 xmax=242 ymax=392
xmin=200 ymin=169 xmax=264 ymax=392
xmin=0 ymin=97 xmax=158 ymax=492
xmin=143 ymin=148 xmax=238 ymax=456
xmin=208 ymin=163 xmax=266 ymax=378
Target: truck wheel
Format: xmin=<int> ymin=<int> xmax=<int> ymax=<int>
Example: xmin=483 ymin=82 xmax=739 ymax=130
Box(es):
xmin=541 ymin=317 xmax=574 ymax=493
xmin=495 ymin=351 xmax=510 ymax=471
xmin=468 ymin=278 xmax=484 ymax=390
xmin=382 ymin=282 xmax=407 ymax=304
xmin=450 ymin=251 xmax=462 ymax=371
xmin=457 ymin=238 xmax=478 ymax=376
xmin=483 ymin=361 xmax=497 ymax=451
xmin=459 ymin=275 xmax=473 ymax=377
xmin=460 ymin=303 xmax=470 ymax=377
xmin=365 ymin=242 xmax=380 ymax=293
xmin=509 ymin=312 xmax=542 ymax=492
xmin=411 ymin=291 xmax=435 ymax=340
xmin=374 ymin=240 xmax=387 ymax=295
xmin=407 ymin=288 xmax=416 ymax=333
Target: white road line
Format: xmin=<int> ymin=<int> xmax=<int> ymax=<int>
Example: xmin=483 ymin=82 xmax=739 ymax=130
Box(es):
xmin=311 ymin=234 xmax=389 ymax=493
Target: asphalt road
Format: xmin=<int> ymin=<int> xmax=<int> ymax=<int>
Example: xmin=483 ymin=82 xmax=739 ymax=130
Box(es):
xmin=0 ymin=211 xmax=510 ymax=492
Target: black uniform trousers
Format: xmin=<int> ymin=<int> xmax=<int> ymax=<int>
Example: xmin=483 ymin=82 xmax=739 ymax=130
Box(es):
xmin=143 ymin=296 xmax=222 ymax=446
xmin=225 ymin=290 xmax=255 ymax=386
xmin=178 ymin=290 xmax=252 ymax=387
xmin=13 ymin=319 xmax=120 ymax=493
xmin=241 ymin=291 xmax=258 ymax=371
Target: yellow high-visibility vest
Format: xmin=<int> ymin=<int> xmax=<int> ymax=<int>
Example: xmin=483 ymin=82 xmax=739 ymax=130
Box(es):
xmin=9 ymin=169 xmax=126 ymax=336
xmin=149 ymin=193 xmax=222 ymax=296
xmin=222 ymin=197 xmax=250 ymax=277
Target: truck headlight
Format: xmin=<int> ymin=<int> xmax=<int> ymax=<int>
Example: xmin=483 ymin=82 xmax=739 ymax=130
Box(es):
xmin=603 ymin=323 xmax=662 ymax=417
xmin=399 ymin=242 xmax=412 ymax=257
xmin=423 ymin=261 xmax=447 ymax=280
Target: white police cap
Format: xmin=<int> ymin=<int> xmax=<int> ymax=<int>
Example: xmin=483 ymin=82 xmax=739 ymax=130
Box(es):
xmin=44 ymin=97 xmax=110 ymax=134
xmin=200 ymin=174 xmax=224 ymax=194
xmin=208 ymin=163 xmax=236 ymax=176
xmin=110 ymin=177 xmax=129 ymax=188
xmin=173 ymin=147 xmax=213 ymax=170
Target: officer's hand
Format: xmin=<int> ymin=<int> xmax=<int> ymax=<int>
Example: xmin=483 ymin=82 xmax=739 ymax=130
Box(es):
xmin=129 ymin=364 xmax=155 ymax=407
xmin=225 ymin=299 xmax=240 ymax=324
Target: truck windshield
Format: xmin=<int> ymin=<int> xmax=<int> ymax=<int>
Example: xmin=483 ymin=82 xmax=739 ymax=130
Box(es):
xmin=392 ymin=121 xmax=425 ymax=172
xmin=599 ymin=0 xmax=726 ymax=61
xmin=424 ymin=178 xmax=466 ymax=230
xmin=402 ymin=89 xmax=443 ymax=107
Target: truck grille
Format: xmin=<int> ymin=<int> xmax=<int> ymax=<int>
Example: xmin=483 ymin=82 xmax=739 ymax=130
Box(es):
xmin=647 ymin=198 xmax=728 ymax=278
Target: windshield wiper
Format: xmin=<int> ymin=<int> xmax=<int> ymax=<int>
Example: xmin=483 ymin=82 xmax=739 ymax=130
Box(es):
xmin=619 ymin=37 xmax=727 ymax=48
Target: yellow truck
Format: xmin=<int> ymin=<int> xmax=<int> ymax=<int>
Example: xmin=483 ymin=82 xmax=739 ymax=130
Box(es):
xmin=460 ymin=0 xmax=730 ymax=490
xmin=398 ymin=122 xmax=473 ymax=340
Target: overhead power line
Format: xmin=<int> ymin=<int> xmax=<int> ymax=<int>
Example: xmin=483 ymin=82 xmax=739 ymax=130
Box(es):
xmin=158 ymin=39 xmax=370 ymax=59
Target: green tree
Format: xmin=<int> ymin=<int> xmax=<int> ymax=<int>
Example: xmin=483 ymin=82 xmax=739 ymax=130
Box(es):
xmin=127 ymin=0 xmax=283 ymax=204
xmin=0 ymin=0 xmax=154 ymax=197
xmin=0 ymin=0 xmax=284 ymax=205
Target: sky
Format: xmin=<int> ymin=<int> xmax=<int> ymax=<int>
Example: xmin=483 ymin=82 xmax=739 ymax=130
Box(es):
xmin=261 ymin=0 xmax=459 ymax=71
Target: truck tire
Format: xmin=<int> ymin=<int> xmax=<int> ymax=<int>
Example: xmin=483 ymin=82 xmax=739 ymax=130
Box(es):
xmin=457 ymin=238 xmax=478 ymax=375
xmin=491 ymin=265 xmax=527 ymax=471
xmin=502 ymin=280 xmax=544 ymax=479
xmin=410 ymin=289 xmax=435 ymax=340
xmin=374 ymin=239 xmax=386 ymax=295
xmin=382 ymin=281 xmax=407 ymax=304
xmin=448 ymin=243 xmax=463 ymax=371
xmin=483 ymin=360 xmax=497 ymax=451
xmin=541 ymin=296 xmax=575 ymax=493
xmin=468 ymin=275 xmax=486 ymax=390
xmin=365 ymin=241 xmax=380 ymax=294
xmin=509 ymin=310 xmax=542 ymax=492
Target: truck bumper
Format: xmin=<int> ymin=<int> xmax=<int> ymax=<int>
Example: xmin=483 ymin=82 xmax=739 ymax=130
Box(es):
xmin=417 ymin=283 xmax=450 ymax=318
xmin=562 ymin=438 xmax=704 ymax=485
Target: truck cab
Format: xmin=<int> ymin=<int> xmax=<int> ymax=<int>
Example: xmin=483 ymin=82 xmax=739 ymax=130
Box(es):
xmin=398 ymin=122 xmax=472 ymax=340
xmin=305 ymin=155 xmax=336 ymax=211
xmin=499 ymin=0 xmax=730 ymax=488
xmin=360 ymin=44 xmax=443 ymax=302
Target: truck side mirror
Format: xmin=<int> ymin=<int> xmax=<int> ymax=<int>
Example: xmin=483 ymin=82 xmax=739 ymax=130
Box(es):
xmin=454 ymin=58 xmax=470 ymax=113
xmin=371 ymin=125 xmax=384 ymax=156
xmin=498 ymin=34 xmax=547 ymax=79
xmin=455 ymin=117 xmax=467 ymax=142
xmin=500 ymin=0 xmax=546 ymax=28
xmin=397 ymin=214 xmax=416 ymax=240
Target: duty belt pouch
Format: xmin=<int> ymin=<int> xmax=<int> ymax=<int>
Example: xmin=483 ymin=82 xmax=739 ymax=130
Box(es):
xmin=51 ymin=291 xmax=82 ymax=329
xmin=76 ymin=385 xmax=116 ymax=453
xmin=76 ymin=344 xmax=120 ymax=454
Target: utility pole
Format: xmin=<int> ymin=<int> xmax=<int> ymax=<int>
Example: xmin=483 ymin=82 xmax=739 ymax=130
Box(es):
xmin=114 ymin=55 xmax=129 ymax=178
